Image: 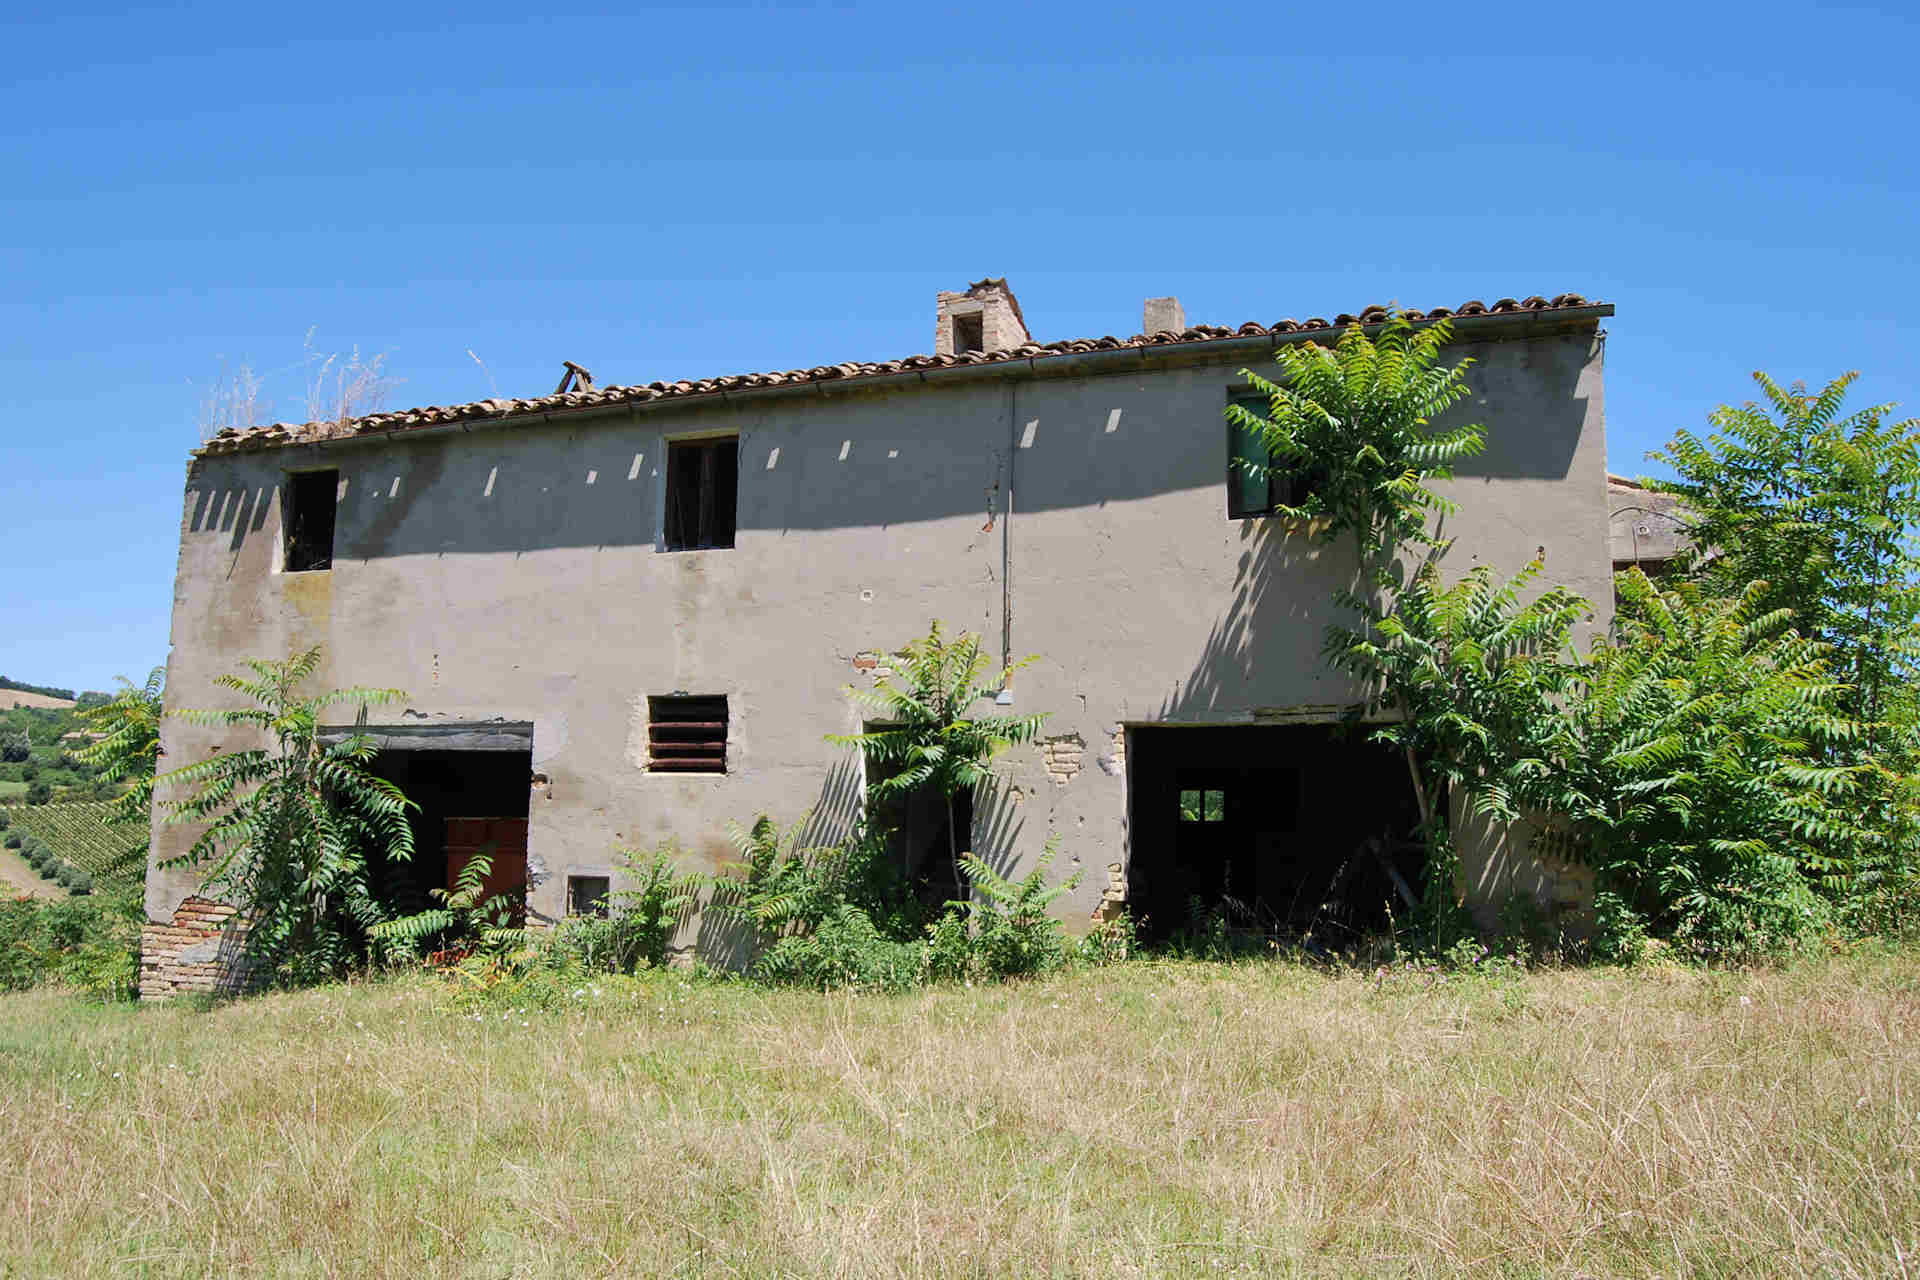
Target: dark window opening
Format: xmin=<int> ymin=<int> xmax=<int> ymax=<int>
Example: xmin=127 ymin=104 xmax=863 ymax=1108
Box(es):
xmin=1126 ymin=725 xmax=1424 ymax=946
xmin=953 ymin=314 xmax=985 ymax=353
xmin=284 ymin=470 xmax=338 ymax=571
xmin=648 ymin=695 xmax=728 ymax=773
xmin=568 ymin=875 xmax=611 ymax=917
xmin=664 ymin=438 xmax=738 ymax=551
xmin=1227 ymin=398 xmax=1327 ymax=519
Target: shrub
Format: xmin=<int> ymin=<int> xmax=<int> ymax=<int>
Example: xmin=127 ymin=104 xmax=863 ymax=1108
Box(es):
xmin=0 ymin=810 xmax=8 ymax=831
xmin=0 ymin=893 xmax=138 ymax=998
xmin=934 ymin=845 xmax=1080 ymax=981
xmin=3 ymin=833 xmax=18 ymax=849
xmin=756 ymin=903 xmax=927 ymax=992
xmin=606 ymin=847 xmax=701 ymax=970
xmin=68 ymin=872 xmax=92 ymax=896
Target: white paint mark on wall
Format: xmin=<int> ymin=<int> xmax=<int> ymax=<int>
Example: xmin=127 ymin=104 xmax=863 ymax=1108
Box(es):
xmin=1019 ymin=419 xmax=1039 ymax=449
xmin=586 ymin=469 xmax=598 ymax=485
xmin=838 ymin=440 xmax=851 ymax=461
xmin=388 ymin=477 xmax=401 ymax=498
xmin=483 ymin=467 xmax=497 ymax=497
xmin=765 ymin=447 xmax=780 ymax=470
xmin=887 ymin=449 xmax=899 ymax=459
xmin=1106 ymin=408 xmax=1122 ymax=433
xmin=627 ymin=453 xmax=644 ymax=480
xmin=337 ymin=476 xmax=350 ymax=499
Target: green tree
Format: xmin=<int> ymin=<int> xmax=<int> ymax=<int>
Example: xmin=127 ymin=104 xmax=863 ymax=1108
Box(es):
xmin=827 ymin=621 xmax=1047 ymax=899
xmin=1649 ymin=371 xmax=1920 ymax=734
xmin=155 ymin=648 xmax=416 ymax=985
xmin=1517 ymin=572 xmax=1864 ymax=958
xmin=73 ymin=667 xmax=165 ymax=880
xmin=1326 ymin=559 xmax=1592 ymax=942
xmin=1649 ymin=372 xmax=1920 ymax=923
xmin=1231 ymin=313 xmax=1486 ymax=571
xmin=1235 ymin=314 xmax=1506 ymax=879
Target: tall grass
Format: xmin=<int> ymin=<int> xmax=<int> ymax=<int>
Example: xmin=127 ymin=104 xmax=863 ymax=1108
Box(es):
xmin=1 ymin=953 xmax=1914 ymax=1276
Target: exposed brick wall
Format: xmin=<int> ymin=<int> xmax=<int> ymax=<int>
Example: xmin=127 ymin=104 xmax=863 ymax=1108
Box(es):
xmin=1042 ymin=734 xmax=1085 ymax=786
xmin=1091 ymin=861 xmax=1128 ymax=923
xmin=140 ymin=897 xmax=254 ymax=1000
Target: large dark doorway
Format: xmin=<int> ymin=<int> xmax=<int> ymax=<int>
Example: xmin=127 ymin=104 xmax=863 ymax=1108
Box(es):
xmin=1126 ymin=724 xmax=1423 ymax=944
xmin=365 ymin=744 xmax=534 ymax=921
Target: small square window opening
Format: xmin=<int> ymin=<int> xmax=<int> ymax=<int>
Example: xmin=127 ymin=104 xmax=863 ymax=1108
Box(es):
xmin=648 ymin=695 xmax=729 ymax=773
xmin=284 ymin=470 xmax=339 ymax=572
xmin=1179 ymin=788 xmax=1227 ymax=823
xmin=567 ymin=875 xmax=611 ymax=917
xmin=664 ymin=438 xmax=738 ymax=551
xmin=1227 ymin=396 xmax=1326 ymax=519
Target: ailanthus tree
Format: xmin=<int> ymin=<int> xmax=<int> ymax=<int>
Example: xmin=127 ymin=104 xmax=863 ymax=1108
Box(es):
xmin=828 ymin=622 xmax=1047 ymax=900
xmin=73 ymin=666 xmax=165 ymax=881
xmin=156 ymin=648 xmax=416 ymax=985
xmin=1235 ymin=314 xmax=1506 ymax=879
xmin=1649 ymin=373 xmax=1920 ymax=931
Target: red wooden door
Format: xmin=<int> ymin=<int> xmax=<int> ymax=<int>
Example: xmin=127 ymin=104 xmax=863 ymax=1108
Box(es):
xmin=444 ymin=817 xmax=529 ymax=920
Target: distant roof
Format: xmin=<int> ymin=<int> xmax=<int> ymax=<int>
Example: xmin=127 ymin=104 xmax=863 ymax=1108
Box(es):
xmin=199 ymin=293 xmax=1610 ymax=456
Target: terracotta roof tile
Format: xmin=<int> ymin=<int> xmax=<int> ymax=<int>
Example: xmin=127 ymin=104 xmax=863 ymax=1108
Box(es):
xmin=199 ymin=293 xmax=1605 ymax=455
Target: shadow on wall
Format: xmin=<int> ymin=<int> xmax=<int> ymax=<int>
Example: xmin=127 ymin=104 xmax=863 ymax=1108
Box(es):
xmin=1158 ymin=518 xmax=1364 ymax=719
xmin=181 ymin=336 xmax=1594 ymax=561
xmin=689 ymin=754 xmax=865 ymax=969
xmin=969 ymin=775 xmax=1027 ymax=883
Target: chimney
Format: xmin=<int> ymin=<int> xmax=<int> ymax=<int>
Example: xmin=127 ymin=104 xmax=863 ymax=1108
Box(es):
xmin=1143 ymin=296 xmax=1186 ymax=336
xmin=935 ymin=277 xmax=1032 ymax=356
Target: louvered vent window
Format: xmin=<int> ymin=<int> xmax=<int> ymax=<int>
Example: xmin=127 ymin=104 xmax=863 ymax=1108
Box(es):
xmin=647 ymin=695 xmax=728 ymax=773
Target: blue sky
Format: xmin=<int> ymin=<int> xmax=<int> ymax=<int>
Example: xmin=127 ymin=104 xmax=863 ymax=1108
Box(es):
xmin=3 ymin=0 xmax=1916 ymax=693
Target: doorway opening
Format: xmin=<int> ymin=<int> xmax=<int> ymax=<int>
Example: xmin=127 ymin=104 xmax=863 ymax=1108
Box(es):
xmin=1125 ymin=723 xmax=1423 ymax=945
xmin=364 ymin=741 xmax=534 ymax=925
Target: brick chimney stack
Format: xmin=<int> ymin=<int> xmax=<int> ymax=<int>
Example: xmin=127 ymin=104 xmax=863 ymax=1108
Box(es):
xmin=935 ymin=278 xmax=1031 ymax=356
xmin=1143 ymin=296 xmax=1186 ymax=335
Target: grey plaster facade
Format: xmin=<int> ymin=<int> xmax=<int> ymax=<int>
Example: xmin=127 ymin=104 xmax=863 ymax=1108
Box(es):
xmin=145 ymin=287 xmax=1615 ymax=970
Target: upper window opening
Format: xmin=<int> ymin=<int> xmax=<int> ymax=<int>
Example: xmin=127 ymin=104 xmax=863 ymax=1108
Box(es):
xmin=648 ymin=695 xmax=729 ymax=773
xmin=953 ymin=314 xmax=984 ymax=353
xmin=664 ymin=438 xmax=738 ymax=551
xmin=284 ymin=469 xmax=338 ymax=572
xmin=1227 ymin=397 xmax=1326 ymax=520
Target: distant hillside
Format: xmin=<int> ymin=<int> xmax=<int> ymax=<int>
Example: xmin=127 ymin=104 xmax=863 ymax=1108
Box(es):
xmin=0 ymin=677 xmax=76 ymax=702
xmin=0 ymin=689 xmax=75 ymax=711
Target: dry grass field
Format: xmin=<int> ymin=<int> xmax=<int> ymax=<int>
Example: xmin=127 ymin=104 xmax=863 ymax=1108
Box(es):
xmin=0 ymin=689 xmax=75 ymax=710
xmin=1 ymin=952 xmax=1915 ymax=1278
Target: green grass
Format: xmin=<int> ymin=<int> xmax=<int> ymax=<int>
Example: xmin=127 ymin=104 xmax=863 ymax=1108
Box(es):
xmin=0 ymin=781 xmax=26 ymax=800
xmin=2 ymin=952 xmax=1916 ymax=1277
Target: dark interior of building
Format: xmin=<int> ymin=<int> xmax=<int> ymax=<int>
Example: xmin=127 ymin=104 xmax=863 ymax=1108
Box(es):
xmin=367 ymin=747 xmax=533 ymax=919
xmin=1125 ymin=724 xmax=1423 ymax=945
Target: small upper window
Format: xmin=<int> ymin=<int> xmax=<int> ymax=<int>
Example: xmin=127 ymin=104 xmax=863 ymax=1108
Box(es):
xmin=1227 ymin=397 xmax=1324 ymax=519
xmin=664 ymin=438 xmax=738 ymax=551
xmin=284 ymin=470 xmax=338 ymax=571
xmin=647 ymin=695 xmax=729 ymax=773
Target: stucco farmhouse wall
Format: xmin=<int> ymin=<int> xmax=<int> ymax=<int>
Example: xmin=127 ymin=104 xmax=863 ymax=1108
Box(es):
xmin=146 ymin=318 xmax=1611 ymax=971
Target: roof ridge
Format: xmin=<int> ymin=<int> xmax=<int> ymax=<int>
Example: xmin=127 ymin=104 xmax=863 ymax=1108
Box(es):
xmin=200 ymin=293 xmax=1605 ymax=455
